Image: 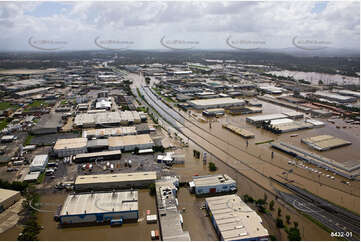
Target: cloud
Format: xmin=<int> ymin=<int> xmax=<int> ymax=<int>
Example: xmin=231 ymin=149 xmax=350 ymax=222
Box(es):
xmin=0 ymin=1 xmax=358 ymax=51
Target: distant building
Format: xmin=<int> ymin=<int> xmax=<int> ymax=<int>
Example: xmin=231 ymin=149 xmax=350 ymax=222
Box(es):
xmin=205 ymin=194 xmax=269 ymax=241
xmin=313 ymin=91 xmax=357 ymax=103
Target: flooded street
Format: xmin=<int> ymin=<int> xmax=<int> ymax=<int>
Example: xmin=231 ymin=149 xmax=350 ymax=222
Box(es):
xmin=36 ymin=190 xmax=158 ymax=241
xmin=268 ymin=70 xmax=360 ymax=85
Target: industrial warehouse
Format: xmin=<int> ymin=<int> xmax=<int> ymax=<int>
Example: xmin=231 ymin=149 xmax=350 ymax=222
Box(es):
xmin=82 ymin=127 xmax=137 ymax=139
xmin=74 ymin=111 xmax=146 ymax=128
xmin=188 ymin=97 xmax=245 ymax=109
xmin=155 ymin=177 xmax=190 ymax=241
xmin=301 ymin=135 xmax=352 ymax=151
xmin=205 ymin=194 xmax=269 ymax=241
xmin=0 ymin=188 xmax=21 ymax=213
xmin=53 ymin=134 xmax=154 ymax=157
xmin=74 ymin=171 xmax=157 ymax=191
xmin=73 ymin=150 xmax=122 ymax=163
xmin=56 ymin=191 xmax=138 ymax=225
xmin=108 ymin=134 xmax=154 ymax=151
xmin=189 ymin=174 xmax=237 ymax=196
xmin=272 ymin=142 xmax=360 ymax=179
xmin=53 ymin=137 xmax=88 ymax=157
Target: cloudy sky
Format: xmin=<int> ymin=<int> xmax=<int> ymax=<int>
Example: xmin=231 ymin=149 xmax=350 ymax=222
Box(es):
xmin=0 ymin=1 xmax=359 ymax=51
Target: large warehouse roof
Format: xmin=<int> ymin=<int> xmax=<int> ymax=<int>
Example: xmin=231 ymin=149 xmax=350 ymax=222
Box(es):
xmin=189 ymin=97 xmax=244 ymax=107
xmin=60 ymin=191 xmax=138 ymax=216
xmin=53 ymin=138 xmax=88 ymax=150
xmin=192 ymin=174 xmax=235 ymax=187
xmin=75 ymin=171 xmax=157 ymax=185
xmin=74 ymin=150 xmax=121 ymax=159
xmin=0 ymin=188 xmax=20 ymax=205
xmin=108 ymin=134 xmax=153 ymax=147
xmin=82 ymin=126 xmax=137 ymax=138
xmin=206 ymin=194 xmax=268 ymax=241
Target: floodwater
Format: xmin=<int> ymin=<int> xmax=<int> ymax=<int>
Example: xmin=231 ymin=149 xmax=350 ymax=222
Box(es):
xmin=0 ymin=225 xmax=22 ymax=241
xmin=267 ymin=70 xmax=360 ymax=85
xmin=181 ymin=100 xmax=360 ymax=213
xmin=177 ymin=142 xmax=336 ymax=241
xmin=36 ymin=189 xmax=158 ymax=241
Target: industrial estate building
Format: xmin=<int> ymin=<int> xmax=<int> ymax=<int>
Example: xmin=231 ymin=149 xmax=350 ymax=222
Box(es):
xmin=73 ymin=150 xmax=122 ymax=163
xmin=189 ymin=174 xmax=237 ymax=196
xmin=155 ymin=177 xmax=191 ymax=241
xmin=74 ymin=111 xmax=144 ymax=128
xmin=31 ymin=113 xmax=63 ymax=135
xmin=74 ymin=171 xmax=157 ymax=191
xmin=301 ymin=135 xmax=352 ymax=151
xmin=313 ymin=91 xmax=357 ymax=103
xmin=108 ymin=134 xmax=154 ymax=151
xmin=0 ymin=188 xmax=21 ymax=212
xmin=57 ymin=191 xmax=138 ymax=225
xmin=82 ymin=127 xmax=137 ymax=139
xmin=53 ymin=134 xmax=154 ymax=157
xmin=29 ymin=154 xmax=49 ymax=172
xmin=205 ymin=194 xmax=269 ymax=241
xmin=53 ymin=138 xmax=88 ymax=157
xmin=272 ymin=142 xmax=359 ymax=179
xmin=188 ymin=97 xmax=245 ymax=109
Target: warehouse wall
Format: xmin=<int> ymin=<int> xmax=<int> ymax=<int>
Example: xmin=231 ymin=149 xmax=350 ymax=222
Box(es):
xmin=0 ymin=192 xmax=21 ymax=212
xmin=60 ymin=211 xmax=138 ymax=224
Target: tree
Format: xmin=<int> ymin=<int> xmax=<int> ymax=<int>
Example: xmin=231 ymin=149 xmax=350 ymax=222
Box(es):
xmin=208 ymin=162 xmax=217 ymax=171
xmin=263 ymin=193 xmax=268 ymax=203
xmin=269 ymin=235 xmax=277 ymax=241
xmin=277 ymin=208 xmax=282 ymax=217
xmin=276 ymin=218 xmax=284 ymax=228
xmin=287 ymin=227 xmax=301 ymax=241
xmin=269 ymin=200 xmax=275 ymax=211
xmin=293 ymin=221 xmax=299 ymax=228
xmin=286 ymin=215 xmax=291 ymax=224
xmin=149 ymin=183 xmax=156 ymax=196
xmin=243 ymin=194 xmax=254 ymax=203
xmin=318 ymin=80 xmax=324 ymax=85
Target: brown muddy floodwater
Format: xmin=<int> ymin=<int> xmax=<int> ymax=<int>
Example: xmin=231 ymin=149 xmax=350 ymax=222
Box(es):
xmin=178 ymin=142 xmax=336 ymax=241
xmin=182 ymin=99 xmax=360 ymax=214
xmin=36 ymin=189 xmax=158 ymax=241
xmin=267 ymin=70 xmax=360 ymax=85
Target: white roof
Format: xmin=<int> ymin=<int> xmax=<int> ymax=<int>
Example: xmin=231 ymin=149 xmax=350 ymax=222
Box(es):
xmin=206 ymin=195 xmax=268 ymax=240
xmin=189 ymin=98 xmax=244 ymax=106
xmin=247 ymin=114 xmax=287 ymax=122
xmin=75 ymin=171 xmax=157 ymax=185
xmin=0 ymin=188 xmax=20 ymax=204
xmin=193 ymin=174 xmax=236 ymax=187
xmin=270 ymin=118 xmax=294 ymax=125
xmin=30 ymin=154 xmax=48 ymax=166
xmin=54 ymin=138 xmax=87 ymax=150
xmin=60 ymin=191 xmax=138 ymax=216
xmin=24 ymin=172 xmax=41 ymax=181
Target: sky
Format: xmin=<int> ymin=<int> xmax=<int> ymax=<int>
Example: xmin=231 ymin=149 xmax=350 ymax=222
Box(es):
xmin=0 ymin=1 xmax=359 ymax=51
